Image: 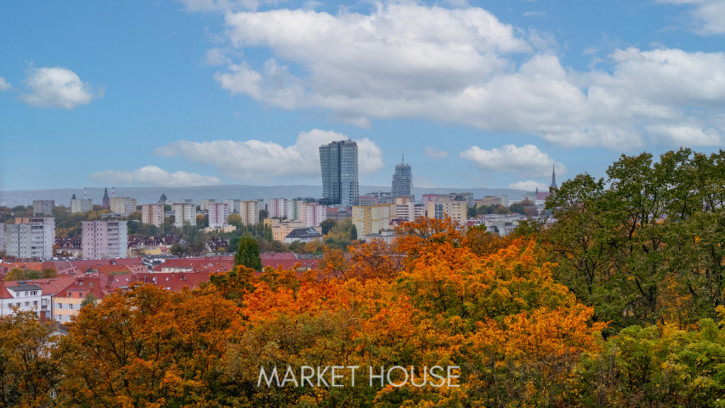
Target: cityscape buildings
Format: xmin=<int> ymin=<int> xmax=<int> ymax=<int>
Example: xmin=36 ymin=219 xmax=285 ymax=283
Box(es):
xmin=319 ymin=140 xmax=359 ymax=206
xmin=141 ymin=203 xmax=164 ymax=228
xmin=110 ymin=197 xmax=137 ymax=217
xmin=70 ymin=194 xmax=93 ymax=213
xmin=391 ymin=155 xmax=412 ymax=198
xmin=4 ymin=217 xmax=55 ymax=259
xmin=207 ymin=202 xmax=230 ymax=228
xmin=81 ymin=220 xmax=128 ymax=259
xmin=32 ymin=200 xmax=54 ymax=216
xmin=172 ymin=203 xmax=197 ymax=227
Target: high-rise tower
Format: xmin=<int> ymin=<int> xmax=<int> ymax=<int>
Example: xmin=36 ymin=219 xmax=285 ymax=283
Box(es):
xmin=392 ymin=154 xmax=412 ymax=198
xmin=319 ymin=140 xmax=359 ymax=206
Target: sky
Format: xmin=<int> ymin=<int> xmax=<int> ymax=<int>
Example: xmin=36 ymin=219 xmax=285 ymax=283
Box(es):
xmin=1 ymin=0 xmax=724 ymax=192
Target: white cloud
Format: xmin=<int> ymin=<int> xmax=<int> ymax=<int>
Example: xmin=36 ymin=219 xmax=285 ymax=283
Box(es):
xmin=658 ymin=0 xmax=725 ymax=35
xmin=509 ymin=180 xmax=549 ymax=191
xmin=89 ymin=166 xmax=221 ymax=187
xmin=21 ymin=67 xmax=101 ymax=109
xmin=460 ymin=144 xmax=565 ymax=177
xmin=424 ymin=146 xmax=449 ymax=159
xmin=645 ymin=124 xmax=724 ymax=145
xmin=199 ymin=4 xmax=725 ymax=149
xmin=153 ymin=129 xmax=383 ymax=182
xmin=0 ymin=77 xmax=11 ymax=91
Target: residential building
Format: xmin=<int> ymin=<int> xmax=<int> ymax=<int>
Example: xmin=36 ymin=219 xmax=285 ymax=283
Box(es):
xmin=239 ymin=200 xmax=260 ymax=226
xmin=391 ymin=155 xmax=412 ymax=198
xmin=4 ymin=217 xmax=55 ymax=259
xmin=141 ymin=204 xmax=164 ymax=228
xmin=70 ymin=194 xmax=93 ymax=213
xmin=268 ymin=198 xmax=287 ymax=219
xmin=110 ymin=197 xmax=137 ymax=217
xmin=0 ymin=281 xmax=52 ymax=319
xmin=81 ymin=220 xmax=128 ymax=259
xmin=223 ymin=199 xmax=240 ymax=214
xmin=173 ymin=203 xmax=197 ymax=227
xmin=32 ymin=200 xmax=54 ymax=216
xmin=325 ymin=207 xmax=351 ymax=222
xmin=477 ymin=195 xmax=510 ymax=207
xmin=359 ymin=195 xmax=379 ymax=206
xmin=199 ymin=199 xmax=215 ymax=211
xmin=208 ymin=202 xmax=230 ymax=228
xmin=53 ymin=277 xmax=105 ymax=323
xmin=269 ymin=220 xmax=308 ymax=242
xmin=284 ymin=228 xmax=323 ymax=244
xmin=425 ymin=197 xmax=467 ymax=222
xmin=319 ymin=140 xmax=359 ymax=206
xmin=395 ymin=197 xmax=424 ymax=222
xmin=352 ymin=204 xmax=395 ymax=238
xmin=286 ymin=200 xmax=299 ymax=221
xmin=0 ymin=223 xmax=4 ymax=252
xmin=302 ymin=203 xmax=327 ymax=227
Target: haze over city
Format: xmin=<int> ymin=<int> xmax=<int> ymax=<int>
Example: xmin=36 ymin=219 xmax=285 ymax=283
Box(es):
xmin=2 ymin=0 xmax=724 ymax=192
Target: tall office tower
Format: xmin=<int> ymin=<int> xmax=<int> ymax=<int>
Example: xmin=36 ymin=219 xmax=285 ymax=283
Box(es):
xmin=172 ymin=203 xmax=197 ymax=227
xmin=110 ymin=197 xmax=137 ymax=216
xmin=5 ymin=217 xmax=56 ymax=259
xmin=81 ymin=220 xmax=128 ymax=259
xmin=319 ymin=140 xmax=359 ymax=206
xmin=391 ymin=154 xmax=412 ymax=198
xmin=32 ymin=200 xmax=55 ymax=216
xmin=102 ymin=188 xmax=111 ymax=208
xmin=208 ymin=203 xmax=230 ymax=228
xmin=141 ymin=204 xmax=164 ymax=227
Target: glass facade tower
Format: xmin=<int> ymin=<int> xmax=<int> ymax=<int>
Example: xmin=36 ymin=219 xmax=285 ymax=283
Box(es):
xmin=319 ymin=140 xmax=359 ymax=206
xmin=391 ymin=155 xmax=412 ymax=198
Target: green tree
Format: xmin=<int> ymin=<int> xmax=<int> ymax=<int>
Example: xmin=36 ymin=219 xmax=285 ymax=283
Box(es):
xmin=235 ymin=236 xmax=262 ymax=270
xmin=320 ymin=219 xmax=337 ymax=235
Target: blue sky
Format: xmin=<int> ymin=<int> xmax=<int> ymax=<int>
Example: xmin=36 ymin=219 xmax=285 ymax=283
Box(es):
xmin=1 ymin=0 xmax=723 ymax=192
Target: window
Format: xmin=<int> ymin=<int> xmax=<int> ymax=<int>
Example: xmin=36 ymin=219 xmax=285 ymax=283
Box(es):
xmin=58 ymin=303 xmax=63 ymax=309
xmin=32 ymin=291 xmax=37 ymax=295
xmin=33 ymin=301 xmax=38 ymax=306
xmin=25 ymin=302 xmax=29 ymax=306
xmin=69 ymin=304 xmax=73 ymax=310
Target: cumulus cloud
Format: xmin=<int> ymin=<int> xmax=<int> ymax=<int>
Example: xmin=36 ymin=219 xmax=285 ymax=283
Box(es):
xmin=200 ymin=3 xmax=725 ymax=150
xmin=89 ymin=166 xmax=221 ymax=187
xmin=424 ymin=147 xmax=449 ymax=159
xmin=460 ymin=144 xmax=565 ymax=177
xmin=154 ymin=129 xmax=383 ymax=182
xmin=21 ymin=67 xmax=101 ymax=109
xmin=509 ymin=180 xmax=549 ymax=191
xmin=0 ymin=77 xmax=11 ymax=91
xmin=176 ymin=0 xmax=262 ymax=12
xmin=658 ymin=0 xmax=725 ymax=35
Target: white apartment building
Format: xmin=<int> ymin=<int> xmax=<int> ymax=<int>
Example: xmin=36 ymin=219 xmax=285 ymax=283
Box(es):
xmin=239 ymin=200 xmax=259 ymax=226
xmin=141 ymin=203 xmax=164 ymax=227
xmin=32 ymin=200 xmax=54 ymax=216
xmin=70 ymin=198 xmax=93 ymax=213
xmin=208 ymin=202 xmax=230 ymax=228
xmin=81 ymin=220 xmax=128 ymax=259
xmin=110 ymin=197 xmax=137 ymax=216
xmin=173 ymin=203 xmax=197 ymax=227
xmin=0 ymin=282 xmax=52 ymax=319
xmin=396 ymin=202 xmax=425 ymax=222
xmin=268 ymin=198 xmax=287 ymax=219
xmin=286 ymin=200 xmax=299 ymax=221
xmin=4 ymin=217 xmax=55 ymax=259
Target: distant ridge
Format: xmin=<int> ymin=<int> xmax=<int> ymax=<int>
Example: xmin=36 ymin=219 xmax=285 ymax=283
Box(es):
xmin=0 ymin=185 xmax=529 ymax=207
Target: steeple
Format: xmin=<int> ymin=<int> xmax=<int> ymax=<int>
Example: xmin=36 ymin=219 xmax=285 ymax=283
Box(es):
xmin=550 ymin=165 xmax=558 ymax=190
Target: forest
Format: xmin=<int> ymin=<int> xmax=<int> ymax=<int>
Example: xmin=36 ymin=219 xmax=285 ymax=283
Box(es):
xmin=0 ymin=148 xmax=723 ymax=407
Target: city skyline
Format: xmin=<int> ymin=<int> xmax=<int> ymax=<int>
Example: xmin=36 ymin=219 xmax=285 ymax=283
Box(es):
xmin=1 ymin=1 xmax=724 ymax=192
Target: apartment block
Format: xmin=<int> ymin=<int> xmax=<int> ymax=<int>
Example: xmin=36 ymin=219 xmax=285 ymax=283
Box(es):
xmin=425 ymin=197 xmax=467 ymax=222
xmin=173 ymin=203 xmax=197 ymax=227
xmin=268 ymin=198 xmax=287 ymax=219
xmin=4 ymin=218 xmax=55 ymax=259
xmin=223 ymin=199 xmax=240 ymax=214
xmin=70 ymin=197 xmax=93 ymax=213
xmin=81 ymin=220 xmax=128 ymax=259
xmin=141 ymin=204 xmax=164 ymax=227
xmin=208 ymin=202 xmax=230 ymax=228
xmin=110 ymin=197 xmax=137 ymax=217
xmin=199 ymin=199 xmax=215 ymax=211
xmin=32 ymin=200 xmax=54 ymax=216
xmin=239 ymin=200 xmax=260 ymax=226
xmin=352 ymin=204 xmax=395 ymax=238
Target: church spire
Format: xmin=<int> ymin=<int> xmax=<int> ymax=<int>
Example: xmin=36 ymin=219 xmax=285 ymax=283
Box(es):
xmin=550 ymin=165 xmax=558 ymax=190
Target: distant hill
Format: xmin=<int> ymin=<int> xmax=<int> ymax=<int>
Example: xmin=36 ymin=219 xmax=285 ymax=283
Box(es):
xmin=0 ymin=185 xmax=529 ymax=207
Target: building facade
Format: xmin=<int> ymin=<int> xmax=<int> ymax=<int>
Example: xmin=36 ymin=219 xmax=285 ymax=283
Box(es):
xmin=352 ymin=204 xmax=394 ymax=238
xmin=391 ymin=156 xmax=412 ymax=198
xmin=141 ymin=204 xmax=164 ymax=228
xmin=81 ymin=220 xmax=128 ymax=259
xmin=239 ymin=200 xmax=260 ymax=226
xmin=199 ymin=199 xmax=215 ymax=211
xmin=268 ymin=198 xmax=287 ymax=219
xmin=32 ymin=200 xmax=54 ymax=216
xmin=70 ymin=196 xmax=93 ymax=213
xmin=4 ymin=217 xmax=55 ymax=259
xmin=223 ymin=199 xmax=240 ymax=214
xmin=425 ymin=197 xmax=467 ymax=222
xmin=320 ymin=140 xmax=359 ymax=206
xmin=208 ymin=202 xmax=230 ymax=228
xmin=172 ymin=203 xmax=197 ymax=227
xmin=110 ymin=197 xmax=137 ymax=217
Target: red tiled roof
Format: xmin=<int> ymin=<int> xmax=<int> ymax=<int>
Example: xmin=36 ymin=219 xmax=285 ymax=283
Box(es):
xmin=0 ymin=275 xmax=76 ymax=299
xmin=136 ymin=272 xmax=212 ymax=292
